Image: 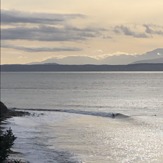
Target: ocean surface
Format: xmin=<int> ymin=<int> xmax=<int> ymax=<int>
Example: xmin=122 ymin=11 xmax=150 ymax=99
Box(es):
xmin=1 ymin=72 xmax=163 ymax=163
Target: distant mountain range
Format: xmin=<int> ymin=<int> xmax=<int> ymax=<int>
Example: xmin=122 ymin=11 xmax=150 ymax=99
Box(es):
xmin=1 ymin=48 xmax=163 ymax=72
xmin=133 ymin=57 xmax=163 ymax=64
xmin=31 ymin=48 xmax=163 ymax=65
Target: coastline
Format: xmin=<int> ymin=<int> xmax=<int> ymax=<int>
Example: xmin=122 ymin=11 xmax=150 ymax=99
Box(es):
xmin=1 ymin=101 xmax=163 ymax=162
xmin=0 ymin=102 xmax=29 ymax=121
xmin=0 ymin=101 xmax=29 ymax=163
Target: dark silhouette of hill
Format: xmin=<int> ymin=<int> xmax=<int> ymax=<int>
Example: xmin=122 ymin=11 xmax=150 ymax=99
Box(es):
xmin=1 ymin=63 xmax=163 ymax=71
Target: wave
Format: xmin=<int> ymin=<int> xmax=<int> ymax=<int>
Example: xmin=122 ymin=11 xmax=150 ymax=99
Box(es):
xmin=13 ymin=108 xmax=129 ymax=119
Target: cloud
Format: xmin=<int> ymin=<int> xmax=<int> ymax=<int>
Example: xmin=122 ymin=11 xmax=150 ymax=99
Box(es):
xmin=1 ymin=9 xmax=85 ymax=25
xmin=143 ymin=24 xmax=163 ymax=35
xmin=113 ymin=24 xmax=163 ymax=38
xmin=114 ymin=25 xmax=148 ymax=38
xmin=2 ymin=44 xmax=82 ymax=52
xmin=1 ymin=9 xmax=105 ymax=42
xmin=1 ymin=25 xmax=103 ymax=41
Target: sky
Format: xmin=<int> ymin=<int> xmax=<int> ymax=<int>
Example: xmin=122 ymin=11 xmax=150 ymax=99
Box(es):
xmin=1 ymin=0 xmax=163 ymax=64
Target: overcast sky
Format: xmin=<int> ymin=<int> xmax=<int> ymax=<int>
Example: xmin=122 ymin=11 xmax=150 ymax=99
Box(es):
xmin=1 ymin=0 xmax=163 ymax=64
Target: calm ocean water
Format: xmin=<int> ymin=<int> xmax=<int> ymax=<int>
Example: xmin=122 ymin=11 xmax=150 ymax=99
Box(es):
xmin=1 ymin=72 xmax=163 ymax=163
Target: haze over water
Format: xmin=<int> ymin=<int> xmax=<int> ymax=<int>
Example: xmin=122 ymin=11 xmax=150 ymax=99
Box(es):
xmin=1 ymin=72 xmax=163 ymax=162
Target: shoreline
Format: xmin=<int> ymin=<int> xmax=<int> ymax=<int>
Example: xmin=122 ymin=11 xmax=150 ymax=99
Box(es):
xmin=1 ymin=101 xmax=163 ymax=162
xmin=0 ymin=101 xmax=30 ymax=163
xmin=0 ymin=102 xmax=30 ymax=121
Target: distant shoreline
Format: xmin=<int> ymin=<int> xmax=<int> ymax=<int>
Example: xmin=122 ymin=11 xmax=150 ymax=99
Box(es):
xmin=1 ymin=63 xmax=163 ymax=72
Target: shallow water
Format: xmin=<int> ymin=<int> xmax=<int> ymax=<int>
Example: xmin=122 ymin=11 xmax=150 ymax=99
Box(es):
xmin=4 ymin=111 xmax=163 ymax=163
xmin=1 ymin=72 xmax=163 ymax=162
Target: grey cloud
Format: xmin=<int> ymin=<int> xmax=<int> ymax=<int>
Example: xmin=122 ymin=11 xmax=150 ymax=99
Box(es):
xmin=1 ymin=9 xmax=105 ymax=42
xmin=144 ymin=24 xmax=163 ymax=35
xmin=1 ymin=25 xmax=103 ymax=41
xmin=2 ymin=44 xmax=82 ymax=52
xmin=1 ymin=9 xmax=85 ymax=25
xmin=114 ymin=25 xmax=148 ymax=38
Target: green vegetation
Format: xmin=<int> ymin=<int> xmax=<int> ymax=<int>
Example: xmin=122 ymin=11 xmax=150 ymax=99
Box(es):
xmin=0 ymin=101 xmax=17 ymax=162
xmin=0 ymin=101 xmax=28 ymax=162
xmin=0 ymin=128 xmax=16 ymax=162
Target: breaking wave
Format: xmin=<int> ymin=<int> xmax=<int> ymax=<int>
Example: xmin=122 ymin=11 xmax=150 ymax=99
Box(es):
xmin=13 ymin=107 xmax=129 ymax=119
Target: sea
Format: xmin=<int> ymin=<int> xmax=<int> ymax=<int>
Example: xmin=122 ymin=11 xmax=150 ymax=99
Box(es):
xmin=1 ymin=72 xmax=163 ymax=163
